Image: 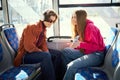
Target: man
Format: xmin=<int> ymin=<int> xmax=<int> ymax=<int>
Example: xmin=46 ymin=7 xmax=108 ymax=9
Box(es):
xmin=14 ymin=9 xmax=62 ymax=80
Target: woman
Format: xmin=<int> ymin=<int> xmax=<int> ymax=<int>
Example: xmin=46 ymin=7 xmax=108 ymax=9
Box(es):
xmin=61 ymin=10 xmax=105 ymax=80
xmin=14 ymin=9 xmax=62 ymax=80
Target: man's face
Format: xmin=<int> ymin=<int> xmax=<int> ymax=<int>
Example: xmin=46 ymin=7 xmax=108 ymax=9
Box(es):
xmin=44 ymin=16 xmax=56 ymax=28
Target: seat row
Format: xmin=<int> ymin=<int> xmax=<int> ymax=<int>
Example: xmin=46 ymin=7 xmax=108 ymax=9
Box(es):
xmin=0 ymin=23 xmax=120 ymax=80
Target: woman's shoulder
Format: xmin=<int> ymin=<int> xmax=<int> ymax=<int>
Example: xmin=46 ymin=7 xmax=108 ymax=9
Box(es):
xmin=86 ymin=20 xmax=99 ymax=30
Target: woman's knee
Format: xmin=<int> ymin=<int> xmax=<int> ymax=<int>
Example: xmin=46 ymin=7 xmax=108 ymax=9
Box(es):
xmin=61 ymin=48 xmax=70 ymax=56
xmin=66 ymin=63 xmax=77 ymax=76
xmin=67 ymin=61 xmax=75 ymax=70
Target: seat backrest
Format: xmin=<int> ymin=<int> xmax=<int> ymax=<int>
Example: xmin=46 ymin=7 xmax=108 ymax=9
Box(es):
xmin=0 ymin=37 xmax=13 ymax=73
xmin=103 ymin=27 xmax=119 ymax=78
xmin=113 ymin=31 xmax=120 ymax=80
xmin=0 ymin=24 xmax=19 ymax=60
xmin=47 ymin=36 xmax=72 ymax=50
xmin=104 ymin=27 xmax=118 ymax=54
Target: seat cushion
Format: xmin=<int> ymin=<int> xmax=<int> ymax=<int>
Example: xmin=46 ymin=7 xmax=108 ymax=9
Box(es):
xmin=75 ymin=67 xmax=109 ymax=80
xmin=0 ymin=65 xmax=38 ymax=80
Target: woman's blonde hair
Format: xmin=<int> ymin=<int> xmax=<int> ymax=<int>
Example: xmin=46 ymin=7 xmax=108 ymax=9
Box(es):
xmin=71 ymin=10 xmax=87 ymax=41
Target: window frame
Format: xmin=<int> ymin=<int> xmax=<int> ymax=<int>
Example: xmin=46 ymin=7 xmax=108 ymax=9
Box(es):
xmin=0 ymin=0 xmax=2 ymax=10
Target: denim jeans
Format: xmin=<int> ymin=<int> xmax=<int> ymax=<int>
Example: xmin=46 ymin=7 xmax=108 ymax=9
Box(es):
xmin=61 ymin=47 xmax=105 ymax=80
xmin=49 ymin=49 xmax=65 ymax=80
xmin=23 ymin=51 xmax=56 ymax=80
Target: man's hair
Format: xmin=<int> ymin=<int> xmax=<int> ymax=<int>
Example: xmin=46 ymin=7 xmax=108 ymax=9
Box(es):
xmin=43 ymin=10 xmax=58 ymax=22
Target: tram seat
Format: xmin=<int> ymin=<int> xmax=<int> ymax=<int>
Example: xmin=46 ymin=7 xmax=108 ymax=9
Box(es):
xmin=0 ymin=24 xmax=41 ymax=80
xmin=74 ymin=27 xmax=120 ymax=80
xmin=0 ymin=36 xmax=41 ymax=80
xmin=0 ymin=24 xmax=19 ymax=59
xmin=47 ymin=36 xmax=72 ymax=50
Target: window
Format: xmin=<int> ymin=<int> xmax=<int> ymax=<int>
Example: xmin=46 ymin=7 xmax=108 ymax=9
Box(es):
xmin=59 ymin=0 xmax=111 ymax=4
xmin=7 ymin=0 xmax=53 ymax=37
xmin=58 ymin=0 xmax=120 ymax=36
xmin=0 ymin=0 xmax=3 ymax=25
xmin=0 ymin=0 xmax=2 ymax=10
xmin=0 ymin=10 xmax=3 ymax=25
xmin=113 ymin=0 xmax=120 ymax=3
xmin=0 ymin=0 xmax=1 ymax=7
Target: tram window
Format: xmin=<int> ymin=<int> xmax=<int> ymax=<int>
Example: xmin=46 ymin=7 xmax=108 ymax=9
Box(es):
xmin=59 ymin=0 xmax=111 ymax=4
xmin=0 ymin=11 xmax=3 ymax=25
xmin=0 ymin=0 xmax=3 ymax=25
xmin=0 ymin=0 xmax=1 ymax=8
xmin=113 ymin=0 xmax=120 ymax=3
xmin=59 ymin=0 xmax=120 ymax=36
xmin=59 ymin=7 xmax=120 ymax=36
xmin=7 ymin=0 xmax=53 ymax=37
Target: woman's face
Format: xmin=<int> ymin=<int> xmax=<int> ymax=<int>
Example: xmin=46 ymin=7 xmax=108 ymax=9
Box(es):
xmin=71 ymin=14 xmax=77 ymax=26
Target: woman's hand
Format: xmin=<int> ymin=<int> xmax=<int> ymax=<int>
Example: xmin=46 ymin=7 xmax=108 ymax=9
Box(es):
xmin=70 ymin=40 xmax=80 ymax=48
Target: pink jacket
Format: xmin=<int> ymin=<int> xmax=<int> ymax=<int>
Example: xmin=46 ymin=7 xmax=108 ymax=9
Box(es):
xmin=75 ymin=19 xmax=105 ymax=54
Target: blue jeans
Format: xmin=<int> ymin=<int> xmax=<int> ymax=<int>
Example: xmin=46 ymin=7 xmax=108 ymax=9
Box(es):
xmin=49 ymin=49 xmax=65 ymax=80
xmin=61 ymin=47 xmax=105 ymax=80
xmin=23 ymin=51 xmax=56 ymax=80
